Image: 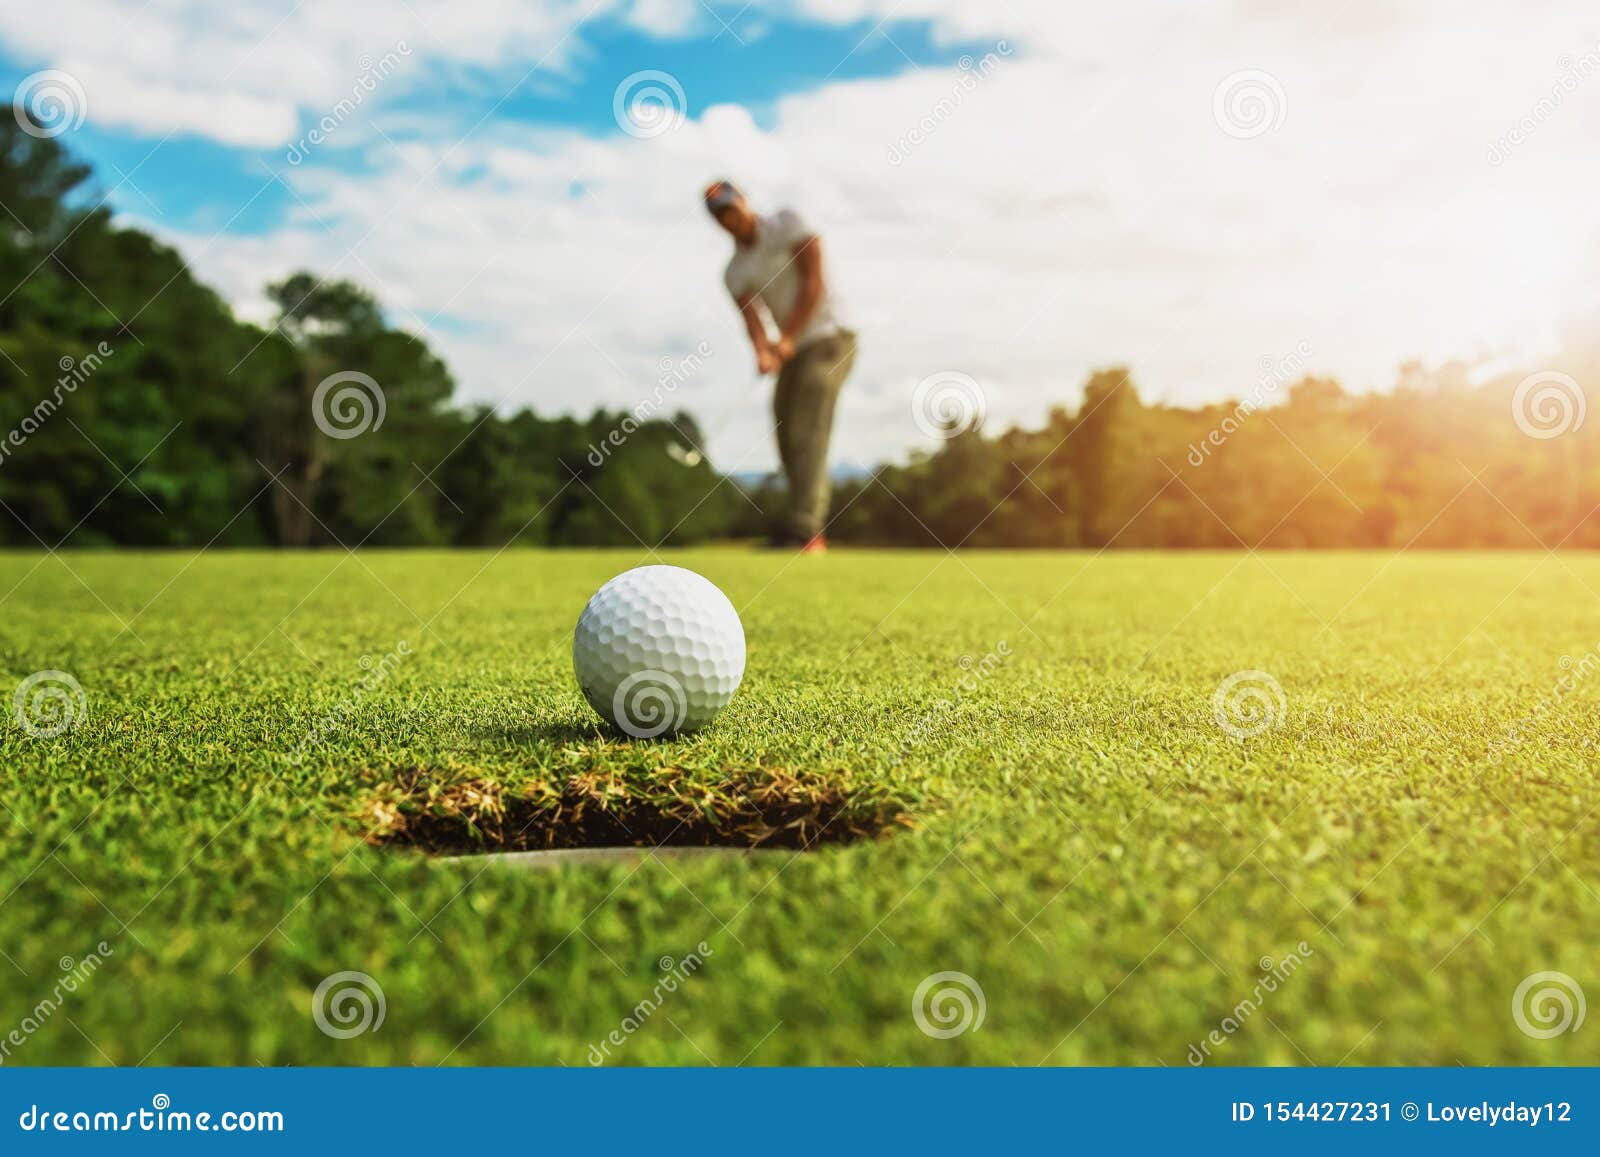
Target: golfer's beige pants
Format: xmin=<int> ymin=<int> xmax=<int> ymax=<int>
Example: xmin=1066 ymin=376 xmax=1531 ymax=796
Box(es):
xmin=773 ymin=331 xmax=857 ymax=539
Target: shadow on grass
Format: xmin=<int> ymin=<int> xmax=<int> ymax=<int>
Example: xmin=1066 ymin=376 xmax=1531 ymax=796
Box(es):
xmin=485 ymin=717 xmax=610 ymax=746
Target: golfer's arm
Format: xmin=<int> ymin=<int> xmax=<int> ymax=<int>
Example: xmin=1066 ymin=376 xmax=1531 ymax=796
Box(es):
xmin=780 ymin=236 xmax=823 ymax=343
xmin=736 ymin=295 xmax=771 ymax=353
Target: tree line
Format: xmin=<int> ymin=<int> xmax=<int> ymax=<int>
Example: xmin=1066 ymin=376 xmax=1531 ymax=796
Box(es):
xmin=2 ymin=115 xmax=1593 ymax=550
xmin=833 ymin=360 xmax=1600 ymax=549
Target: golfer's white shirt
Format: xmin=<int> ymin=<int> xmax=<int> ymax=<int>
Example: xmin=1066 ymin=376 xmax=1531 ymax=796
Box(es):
xmin=723 ymin=209 xmax=847 ymax=350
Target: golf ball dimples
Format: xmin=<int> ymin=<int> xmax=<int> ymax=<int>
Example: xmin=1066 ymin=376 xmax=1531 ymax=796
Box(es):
xmin=573 ymin=565 xmax=745 ymax=737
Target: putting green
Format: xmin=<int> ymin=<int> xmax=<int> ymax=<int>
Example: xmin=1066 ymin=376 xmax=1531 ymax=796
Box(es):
xmin=1 ymin=548 xmax=1595 ymax=1065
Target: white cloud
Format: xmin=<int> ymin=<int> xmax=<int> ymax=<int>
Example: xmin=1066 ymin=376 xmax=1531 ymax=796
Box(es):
xmin=5 ymin=0 xmax=636 ymax=145
xmin=624 ymin=0 xmax=703 ymax=38
xmin=25 ymin=1 xmax=1600 ymax=470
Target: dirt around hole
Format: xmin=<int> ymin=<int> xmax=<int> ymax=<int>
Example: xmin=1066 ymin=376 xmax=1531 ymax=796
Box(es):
xmin=358 ymin=764 xmax=914 ymax=855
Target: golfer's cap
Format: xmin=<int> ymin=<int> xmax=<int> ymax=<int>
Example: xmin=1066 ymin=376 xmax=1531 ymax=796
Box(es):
xmin=703 ymin=180 xmax=742 ymax=213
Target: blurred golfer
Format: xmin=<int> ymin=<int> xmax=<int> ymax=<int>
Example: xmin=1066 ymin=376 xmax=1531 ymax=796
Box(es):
xmin=705 ymin=180 xmax=856 ymax=553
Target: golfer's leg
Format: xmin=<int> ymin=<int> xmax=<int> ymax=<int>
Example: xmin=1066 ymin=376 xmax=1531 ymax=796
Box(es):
xmin=786 ymin=333 xmax=856 ymax=539
xmin=772 ymin=363 xmax=800 ymax=536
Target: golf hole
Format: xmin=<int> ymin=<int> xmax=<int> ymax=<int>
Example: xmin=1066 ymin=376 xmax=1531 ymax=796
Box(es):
xmin=358 ymin=765 xmax=913 ymax=857
xmin=433 ymin=847 xmax=782 ymax=872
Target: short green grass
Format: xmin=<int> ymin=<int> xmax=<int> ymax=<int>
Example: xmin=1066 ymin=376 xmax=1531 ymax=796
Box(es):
xmin=2 ymin=548 xmax=1598 ymax=1065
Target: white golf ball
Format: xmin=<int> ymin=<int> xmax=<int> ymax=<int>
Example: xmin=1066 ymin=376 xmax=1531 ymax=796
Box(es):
xmin=573 ymin=565 xmax=746 ymax=737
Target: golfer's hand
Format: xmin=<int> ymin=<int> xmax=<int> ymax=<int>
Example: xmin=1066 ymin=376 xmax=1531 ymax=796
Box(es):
xmin=756 ymin=346 xmax=782 ymax=375
xmin=774 ymin=334 xmax=797 ymax=364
